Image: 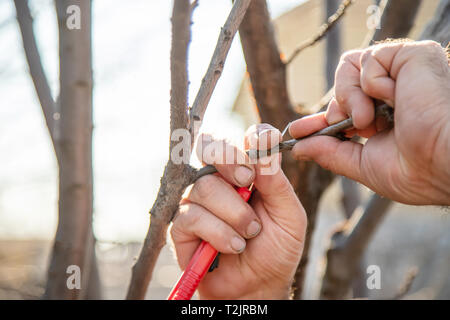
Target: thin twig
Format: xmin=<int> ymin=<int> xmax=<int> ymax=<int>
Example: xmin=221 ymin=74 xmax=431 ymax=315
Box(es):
xmin=189 ymin=0 xmax=252 ymax=143
xmin=393 ymin=267 xmax=419 ymax=300
xmin=285 ymin=0 xmax=354 ymax=65
xmin=14 ymin=0 xmax=59 ymax=156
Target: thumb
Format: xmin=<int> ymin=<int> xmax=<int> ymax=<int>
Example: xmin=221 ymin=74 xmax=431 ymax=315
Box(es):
xmin=292 ymin=135 xmax=364 ymax=183
xmin=244 ymin=124 xmax=305 ymax=228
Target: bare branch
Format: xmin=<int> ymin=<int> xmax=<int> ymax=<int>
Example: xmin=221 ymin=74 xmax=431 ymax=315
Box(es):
xmin=44 ymin=0 xmax=94 ymax=299
xmin=126 ymin=0 xmax=193 ymax=300
xmin=127 ymin=0 xmax=253 ymax=300
xmin=14 ymin=0 xmax=59 ymax=156
xmin=310 ymin=0 xmax=422 ymax=115
xmin=239 ymin=0 xmax=297 ymax=130
xmin=320 ymin=194 xmax=392 ymax=299
xmin=189 ymin=0 xmax=252 ymax=140
xmin=420 ymin=0 xmax=450 ymax=46
xmin=371 ymin=0 xmax=423 ymax=43
xmin=393 ymin=267 xmax=419 ymax=300
xmin=285 ymin=0 xmax=354 ymax=65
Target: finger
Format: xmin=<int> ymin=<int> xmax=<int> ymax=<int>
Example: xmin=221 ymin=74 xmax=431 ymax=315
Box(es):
xmin=197 ymin=133 xmax=255 ymax=187
xmin=360 ymin=46 xmax=398 ymax=107
xmin=245 ymin=124 xmax=306 ymax=234
xmin=188 ymin=174 xmax=261 ymax=239
xmin=245 ymin=124 xmax=282 ymax=176
xmin=325 ymin=98 xmax=349 ymax=126
xmin=289 ymin=112 xmax=328 ymax=138
xmin=334 ymin=50 xmax=375 ymax=129
xmin=170 ymin=203 xmax=247 ymax=269
xmin=291 ymin=136 xmax=364 ymax=183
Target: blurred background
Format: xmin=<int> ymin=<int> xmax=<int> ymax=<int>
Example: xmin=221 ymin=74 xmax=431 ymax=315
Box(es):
xmin=0 ymin=0 xmax=449 ymax=299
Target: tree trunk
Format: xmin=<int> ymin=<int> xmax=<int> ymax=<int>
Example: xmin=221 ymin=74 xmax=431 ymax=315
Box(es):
xmin=44 ymin=0 xmax=94 ymax=299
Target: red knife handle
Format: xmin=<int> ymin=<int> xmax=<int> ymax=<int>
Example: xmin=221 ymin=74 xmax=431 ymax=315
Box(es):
xmin=168 ymin=186 xmax=252 ymax=300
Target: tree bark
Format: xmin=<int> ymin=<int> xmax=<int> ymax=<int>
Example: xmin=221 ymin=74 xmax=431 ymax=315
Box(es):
xmin=44 ymin=0 xmax=94 ymax=299
xmin=14 ymin=0 xmax=100 ymax=299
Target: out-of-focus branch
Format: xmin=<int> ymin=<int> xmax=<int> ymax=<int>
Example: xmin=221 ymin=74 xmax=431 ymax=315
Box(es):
xmin=370 ymin=0 xmax=423 ymax=43
xmin=189 ymin=0 xmax=252 ymax=141
xmin=420 ymin=0 xmax=450 ymax=46
xmin=14 ymin=0 xmax=59 ymax=157
xmin=126 ymin=0 xmax=252 ymax=300
xmin=320 ymin=194 xmax=392 ymax=299
xmin=239 ymin=0 xmax=335 ymax=299
xmin=285 ymin=0 xmax=353 ymax=65
xmin=15 ymin=0 xmax=100 ymax=299
xmin=311 ymin=0 xmax=422 ymax=115
xmin=239 ymin=0 xmax=297 ymax=130
xmin=393 ymin=267 xmax=419 ymax=300
xmin=322 ymin=0 xmax=360 ymax=220
xmin=324 ymin=0 xmax=343 ymax=91
xmin=44 ymin=0 xmax=94 ymax=299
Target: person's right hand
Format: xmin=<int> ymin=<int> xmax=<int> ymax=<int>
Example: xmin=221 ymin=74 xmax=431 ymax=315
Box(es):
xmin=289 ymin=40 xmax=450 ymax=205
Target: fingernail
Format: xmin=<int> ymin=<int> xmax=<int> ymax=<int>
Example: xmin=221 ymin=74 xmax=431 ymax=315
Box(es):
xmin=231 ymin=236 xmax=246 ymax=253
xmin=234 ymin=165 xmax=254 ymax=186
xmin=246 ymin=220 xmax=261 ymax=238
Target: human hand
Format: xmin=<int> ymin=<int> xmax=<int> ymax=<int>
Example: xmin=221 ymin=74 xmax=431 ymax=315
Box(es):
xmin=170 ymin=124 xmax=306 ymax=299
xmin=289 ymin=40 xmax=450 ymax=205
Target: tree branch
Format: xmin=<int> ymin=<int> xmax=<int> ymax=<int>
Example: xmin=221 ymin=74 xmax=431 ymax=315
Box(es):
xmin=126 ymin=0 xmax=252 ymax=299
xmin=371 ymin=0 xmax=423 ymax=43
xmin=14 ymin=0 xmax=60 ymax=157
xmin=44 ymin=0 xmax=94 ymax=299
xmin=126 ymin=0 xmax=193 ymax=300
xmin=239 ymin=0 xmax=297 ymax=130
xmin=285 ymin=0 xmax=354 ymax=65
xmin=420 ymin=0 xmax=450 ymax=46
xmin=189 ymin=0 xmax=252 ymax=141
xmin=320 ymin=194 xmax=392 ymax=299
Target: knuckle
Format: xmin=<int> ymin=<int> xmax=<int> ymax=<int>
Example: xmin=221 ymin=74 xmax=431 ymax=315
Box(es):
xmin=233 ymin=204 xmax=253 ymax=226
xmin=360 ymin=76 xmax=375 ymax=96
xmin=335 ymin=85 xmax=350 ymax=107
xmin=175 ymin=204 xmax=201 ymax=230
xmin=192 ymin=174 xmax=216 ymax=199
